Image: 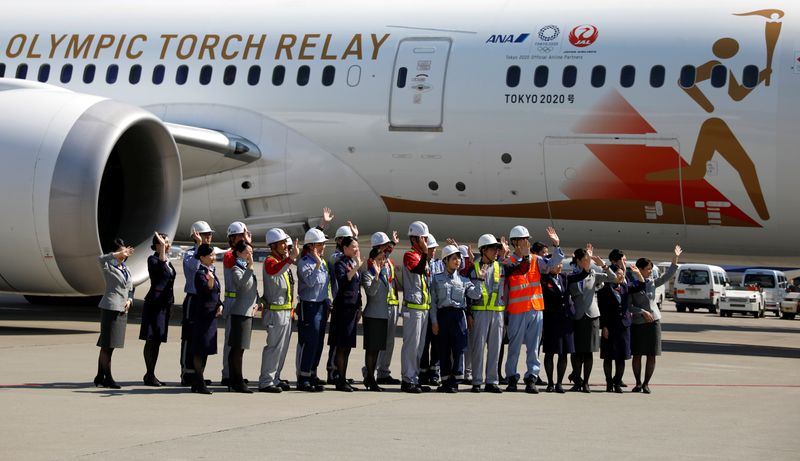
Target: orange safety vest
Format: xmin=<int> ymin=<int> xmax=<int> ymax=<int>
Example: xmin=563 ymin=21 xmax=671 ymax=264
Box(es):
xmin=506 ymin=255 xmax=545 ymax=314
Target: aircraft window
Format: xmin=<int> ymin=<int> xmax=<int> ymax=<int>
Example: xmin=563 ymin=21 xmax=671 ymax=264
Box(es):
xmin=129 ymin=64 xmax=142 ymax=84
xmin=60 ymin=64 xmax=73 ymax=83
xmin=38 ymin=64 xmax=50 ymax=82
xmin=199 ymin=65 xmax=212 ymax=85
xmin=347 ymin=65 xmax=361 ymax=87
xmin=562 ymin=65 xmax=577 ymax=88
xmin=106 ymin=64 xmax=118 ymax=84
xmin=83 ymin=64 xmax=95 ymax=83
xmin=322 ymin=65 xmax=335 ymax=86
xmin=506 ymin=65 xmax=520 ymax=87
xmin=620 ymin=65 xmax=635 ymax=88
xmin=679 ymin=65 xmax=696 ymax=88
xmin=175 ymin=65 xmax=188 ymax=85
xmin=224 ymin=65 xmax=236 ymax=85
xmin=0 ymin=63 xmax=5 ymax=77
xmin=16 ymin=63 xmax=28 ymax=79
xmin=710 ymin=65 xmax=727 ymax=88
xmin=501 ymin=153 xmax=512 ymax=164
xmin=152 ymin=64 xmax=165 ymax=84
xmin=428 ymin=181 xmax=439 ymax=191
xmin=397 ymin=66 xmax=407 ymax=88
xmin=247 ymin=65 xmax=261 ymax=85
xmin=591 ymin=65 xmax=606 ymax=88
xmin=297 ymin=65 xmax=310 ymax=86
xmin=455 ymin=182 xmax=466 ymax=192
xmin=272 ymin=65 xmax=285 ymax=85
xmin=650 ymin=65 xmax=665 ymax=88
xmin=742 ymin=65 xmax=759 ymax=88
xmin=534 ymin=65 xmax=548 ymax=88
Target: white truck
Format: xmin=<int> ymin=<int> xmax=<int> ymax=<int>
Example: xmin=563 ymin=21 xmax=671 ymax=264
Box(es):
xmin=718 ymin=284 xmax=765 ymax=318
xmin=779 ymin=292 xmax=800 ymax=320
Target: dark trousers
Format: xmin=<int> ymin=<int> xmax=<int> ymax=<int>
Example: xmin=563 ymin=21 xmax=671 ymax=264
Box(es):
xmin=420 ymin=315 xmax=440 ymax=379
xmin=437 ymin=308 xmax=468 ymax=383
xmin=297 ymin=301 xmax=328 ymax=384
xmin=180 ymin=294 xmax=194 ymax=379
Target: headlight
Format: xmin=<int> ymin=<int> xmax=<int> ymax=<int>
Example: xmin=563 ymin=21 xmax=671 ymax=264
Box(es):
xmin=748 ymin=298 xmax=756 ymax=303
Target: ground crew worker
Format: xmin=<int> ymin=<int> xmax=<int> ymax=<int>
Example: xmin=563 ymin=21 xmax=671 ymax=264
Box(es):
xmin=501 ymin=225 xmax=563 ymax=394
xmin=458 ymin=244 xmax=474 ymax=383
xmin=296 ymin=228 xmax=331 ymax=392
xmin=221 ymin=221 xmax=251 ymax=387
xmin=401 ymin=221 xmax=432 ymax=393
xmin=362 ymin=232 xmax=402 ymax=389
xmin=258 ymin=228 xmax=300 ymax=393
xmin=430 ymin=245 xmax=483 ymax=393
xmin=181 ymin=221 xmax=214 ymax=386
xmin=419 ymin=234 xmax=442 ymax=386
xmin=467 ymin=234 xmax=507 ymax=393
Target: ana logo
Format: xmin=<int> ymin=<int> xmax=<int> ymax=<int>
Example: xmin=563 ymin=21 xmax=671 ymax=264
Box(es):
xmin=569 ymin=24 xmax=598 ymax=47
xmin=538 ymin=25 xmax=560 ymax=42
xmin=486 ymin=33 xmax=530 ymax=44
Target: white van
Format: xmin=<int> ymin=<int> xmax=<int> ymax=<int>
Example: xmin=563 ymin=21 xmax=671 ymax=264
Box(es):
xmin=742 ymin=268 xmax=788 ymax=317
xmin=673 ymin=264 xmax=728 ymax=313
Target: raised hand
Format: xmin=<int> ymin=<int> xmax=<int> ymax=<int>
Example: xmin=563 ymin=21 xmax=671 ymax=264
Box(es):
xmin=445 ymin=238 xmax=458 ymax=247
xmin=545 ymin=226 xmax=560 ymax=246
xmin=591 ymin=255 xmax=605 ymax=266
xmin=391 ymin=230 xmax=399 ymax=244
xmin=191 ymin=229 xmax=202 ymax=245
xmin=673 ymin=245 xmax=683 ymax=264
xmin=500 ymin=236 xmax=510 ymax=255
xmin=321 ymin=207 xmax=334 ymax=229
xmin=480 ymin=264 xmax=490 ymax=280
xmin=585 ymin=243 xmax=594 ymax=258
xmin=290 ymin=238 xmax=301 ymax=260
xmin=347 ymin=220 xmax=359 ymax=238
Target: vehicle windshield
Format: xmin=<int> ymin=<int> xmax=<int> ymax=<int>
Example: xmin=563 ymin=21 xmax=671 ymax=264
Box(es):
xmin=678 ymin=269 xmax=709 ymax=285
xmin=744 ymin=274 xmax=775 ymax=288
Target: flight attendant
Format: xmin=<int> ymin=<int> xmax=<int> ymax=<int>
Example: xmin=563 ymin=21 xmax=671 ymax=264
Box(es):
xmin=567 ymin=244 xmax=617 ymax=393
xmin=628 ymin=245 xmax=682 ymax=394
xmin=329 ymin=236 xmax=364 ymax=392
xmin=598 ymin=266 xmax=633 ymax=393
xmin=226 ymin=240 xmax=260 ymax=393
xmin=139 ymin=232 xmax=176 ymax=387
xmin=221 ymin=221 xmax=251 ymax=387
xmin=541 ymin=259 xmax=574 ymax=393
xmin=189 ymin=243 xmax=223 ymax=394
xmin=181 ymin=220 xmax=214 ymax=386
xmin=94 ymin=238 xmax=134 ymax=389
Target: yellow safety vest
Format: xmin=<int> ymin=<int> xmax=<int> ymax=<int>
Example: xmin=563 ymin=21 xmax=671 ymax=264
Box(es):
xmin=322 ymin=259 xmax=333 ymax=300
xmin=387 ymin=260 xmax=399 ymax=306
xmin=270 ymin=270 xmax=293 ymax=310
xmin=472 ymin=261 xmax=504 ymax=311
xmin=406 ymin=271 xmax=429 ymax=310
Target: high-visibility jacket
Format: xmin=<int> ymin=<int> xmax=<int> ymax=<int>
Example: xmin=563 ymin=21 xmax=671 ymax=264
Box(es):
xmin=505 ymin=254 xmax=544 ymax=314
xmin=386 ymin=259 xmax=399 ymax=306
xmin=471 ymin=261 xmax=505 ymax=312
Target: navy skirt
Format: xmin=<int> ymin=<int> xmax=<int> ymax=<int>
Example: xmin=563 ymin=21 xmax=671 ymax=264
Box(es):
xmin=600 ymin=323 xmax=631 ymax=360
xmin=631 ymin=321 xmax=662 ymax=356
xmin=139 ymin=300 xmax=171 ymax=342
xmin=190 ymin=315 xmax=219 ymax=356
xmin=542 ymin=311 xmax=575 ymax=354
xmin=328 ymin=303 xmax=360 ymax=348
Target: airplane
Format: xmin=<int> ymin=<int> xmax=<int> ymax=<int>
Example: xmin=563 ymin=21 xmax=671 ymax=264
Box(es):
xmin=0 ymin=0 xmax=798 ymax=299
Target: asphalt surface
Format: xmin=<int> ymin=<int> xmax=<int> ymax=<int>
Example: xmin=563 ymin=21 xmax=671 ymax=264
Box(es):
xmin=0 ymin=260 xmax=798 ymax=460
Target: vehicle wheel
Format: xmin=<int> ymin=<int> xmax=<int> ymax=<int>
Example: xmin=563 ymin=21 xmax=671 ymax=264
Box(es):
xmin=752 ymin=311 xmax=759 ymax=318
xmin=775 ymin=310 xmax=782 ymax=317
xmin=789 ymin=313 xmax=797 ymax=320
xmin=676 ymin=304 xmax=686 ymax=313
xmin=710 ymin=303 xmax=718 ymax=314
xmin=688 ymin=307 xmax=695 ymax=313
xmin=760 ymin=309 xmax=765 ymax=318
xmin=782 ymin=312 xmax=790 ymax=319
xmin=727 ymin=312 xmax=733 ymax=317
xmin=719 ymin=310 xmax=726 ymax=317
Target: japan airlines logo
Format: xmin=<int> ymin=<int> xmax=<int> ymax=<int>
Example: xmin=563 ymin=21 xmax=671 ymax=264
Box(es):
xmin=569 ymin=25 xmax=598 ymax=47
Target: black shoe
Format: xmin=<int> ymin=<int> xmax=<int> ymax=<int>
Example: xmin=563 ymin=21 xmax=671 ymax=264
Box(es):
xmin=619 ymin=380 xmax=628 ymax=388
xmin=429 ymin=376 xmax=440 ymax=386
xmin=568 ymin=383 xmax=582 ymax=392
xmin=376 ymin=376 xmax=401 ymax=385
xmin=277 ymin=381 xmax=291 ymax=391
xmin=446 ymin=384 xmax=458 ymax=394
xmin=313 ymin=384 xmax=325 ymax=392
xmin=220 ymin=377 xmax=231 ymax=387
xmin=401 ymin=382 xmax=422 ymax=394
xmin=336 ymin=382 xmax=355 ymax=392
xmin=555 ymin=384 xmax=566 ymax=394
xmin=614 ymin=384 xmax=624 ymax=394
xmin=631 ymin=385 xmax=642 ymax=393
xmin=581 ymin=383 xmax=591 ymax=393
xmin=471 ymin=385 xmax=482 ymax=393
xmin=93 ymin=374 xmax=104 ymax=387
xmin=606 ymin=383 xmax=614 ymax=393
xmin=546 ymin=384 xmax=555 ymax=393
xmin=506 ymin=376 xmax=518 ymax=392
xmin=642 ymin=384 xmax=651 ymax=394
xmin=535 ymin=376 xmax=545 ymax=386
xmin=417 ymin=385 xmax=432 ymax=393
xmin=485 ymin=384 xmax=503 ymax=394
xmin=180 ymin=377 xmax=191 ymax=386
xmin=259 ymin=385 xmax=282 ymax=393
xmin=524 ymin=379 xmax=539 ymax=394
xmin=499 ymin=376 xmax=508 ymax=385
xmin=102 ymin=376 xmax=121 ymax=389
xmin=364 ymin=381 xmax=384 ymax=392
xmin=297 ymin=382 xmax=316 ymax=392
xmin=326 ymin=376 xmax=337 ymax=385
xmin=192 ymin=385 xmax=212 ymax=395
xmin=436 ymin=384 xmax=448 ymax=393
xmin=568 ymin=372 xmax=583 ymax=387
xmin=229 ymin=383 xmax=253 ymax=394
xmin=143 ymin=374 xmax=163 ymax=387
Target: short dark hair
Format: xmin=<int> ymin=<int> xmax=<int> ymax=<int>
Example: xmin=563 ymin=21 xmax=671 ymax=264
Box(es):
xmin=368 ymin=247 xmax=382 ymax=260
xmin=571 ymin=248 xmax=588 ymax=266
xmin=341 ymin=236 xmax=358 ymax=248
xmin=233 ymin=240 xmax=252 ymax=256
xmin=151 ymin=232 xmax=169 ymax=251
xmin=532 ymin=241 xmax=548 ymax=255
xmin=113 ymin=237 xmax=127 ymax=250
xmin=636 ymin=257 xmax=652 ymax=270
xmin=608 ymin=249 xmax=625 ymax=262
xmin=195 ymin=243 xmax=214 ymax=259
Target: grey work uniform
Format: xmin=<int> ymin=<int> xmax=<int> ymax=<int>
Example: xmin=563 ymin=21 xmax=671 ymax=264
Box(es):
xmin=401 ymin=250 xmax=429 ymax=386
xmin=375 ymin=259 xmax=401 ymax=378
xmin=259 ymin=255 xmax=295 ymax=388
xmin=96 ymin=253 xmax=134 ymax=349
xmin=467 ymin=260 xmax=506 ymax=386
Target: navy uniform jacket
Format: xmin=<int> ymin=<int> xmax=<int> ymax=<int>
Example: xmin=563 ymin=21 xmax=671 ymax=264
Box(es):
xmin=542 ymin=272 xmax=574 ymax=320
xmin=597 ymin=281 xmax=631 ymax=330
xmin=144 ymin=254 xmax=176 ymax=307
xmin=191 ymin=265 xmax=221 ymax=320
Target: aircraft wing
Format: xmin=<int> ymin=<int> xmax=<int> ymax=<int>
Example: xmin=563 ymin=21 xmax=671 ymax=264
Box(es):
xmin=166 ymin=123 xmax=261 ymax=179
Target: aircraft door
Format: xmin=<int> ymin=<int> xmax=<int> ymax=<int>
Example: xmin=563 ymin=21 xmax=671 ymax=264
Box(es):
xmin=389 ymin=38 xmax=452 ymax=131
xmin=542 ymin=136 xmax=687 ymax=241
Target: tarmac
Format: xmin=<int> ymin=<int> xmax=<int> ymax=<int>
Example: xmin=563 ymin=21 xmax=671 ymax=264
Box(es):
xmin=0 ymin=260 xmax=798 ymax=460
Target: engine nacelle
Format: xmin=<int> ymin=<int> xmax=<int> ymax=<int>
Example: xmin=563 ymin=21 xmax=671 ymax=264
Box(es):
xmin=0 ymin=80 xmax=181 ymax=295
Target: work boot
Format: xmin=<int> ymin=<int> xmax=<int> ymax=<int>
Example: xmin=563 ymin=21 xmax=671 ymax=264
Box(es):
xmin=506 ymin=375 xmax=518 ymax=392
xmin=524 ymin=376 xmax=539 ymax=394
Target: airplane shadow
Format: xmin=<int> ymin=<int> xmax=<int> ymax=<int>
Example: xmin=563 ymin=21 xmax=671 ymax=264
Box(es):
xmin=662 ymin=339 xmax=800 ymax=359
xmin=0 ymin=326 xmax=95 ymax=335
xmin=661 ymin=322 xmax=798 ymax=335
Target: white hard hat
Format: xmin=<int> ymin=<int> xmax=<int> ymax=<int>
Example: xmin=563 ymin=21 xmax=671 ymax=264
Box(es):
xmin=477 ymin=234 xmax=499 ymax=249
xmin=509 ymin=225 xmax=530 ymax=239
xmin=266 ymin=228 xmax=290 ymax=245
xmin=408 ymin=221 xmax=429 ymax=237
xmin=441 ymin=245 xmax=461 ymax=259
xmin=285 ymin=236 xmax=293 ymax=247
xmin=371 ymin=232 xmax=391 ymax=247
xmin=190 ymin=220 xmax=214 ymax=235
xmin=426 ymin=234 xmax=439 ymax=248
xmin=227 ymin=221 xmax=247 ymax=236
xmin=458 ymin=245 xmax=470 ymax=258
xmin=335 ymin=225 xmax=353 ymax=239
xmin=304 ymin=228 xmax=327 ymax=245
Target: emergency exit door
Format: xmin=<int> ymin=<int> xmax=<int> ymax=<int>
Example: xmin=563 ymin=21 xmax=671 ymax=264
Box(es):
xmin=389 ymin=38 xmax=451 ymax=131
